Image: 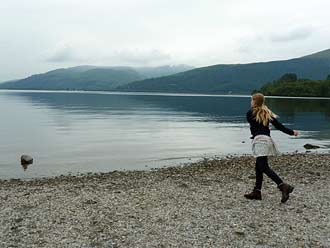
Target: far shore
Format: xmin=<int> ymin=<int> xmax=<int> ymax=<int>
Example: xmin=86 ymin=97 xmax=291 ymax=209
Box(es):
xmin=1 ymin=153 xmax=329 ymax=247
xmin=1 ymin=89 xmax=330 ymax=100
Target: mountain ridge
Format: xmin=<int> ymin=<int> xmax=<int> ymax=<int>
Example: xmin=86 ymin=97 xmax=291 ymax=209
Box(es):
xmin=0 ymin=65 xmax=193 ymax=91
xmin=118 ymin=49 xmax=330 ymax=94
xmin=1 ymin=49 xmax=330 ymax=93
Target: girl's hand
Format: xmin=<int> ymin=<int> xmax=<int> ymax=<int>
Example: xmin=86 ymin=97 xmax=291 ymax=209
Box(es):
xmin=293 ymin=130 xmax=299 ymax=136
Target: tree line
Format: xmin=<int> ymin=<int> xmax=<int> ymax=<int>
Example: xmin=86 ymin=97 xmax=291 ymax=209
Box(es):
xmin=253 ymin=73 xmax=330 ymax=97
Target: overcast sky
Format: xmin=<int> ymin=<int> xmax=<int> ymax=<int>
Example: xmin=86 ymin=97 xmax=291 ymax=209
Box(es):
xmin=1 ymin=0 xmax=330 ymax=81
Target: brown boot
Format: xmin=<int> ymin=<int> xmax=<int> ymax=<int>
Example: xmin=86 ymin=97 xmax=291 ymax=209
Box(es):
xmin=244 ymin=189 xmax=262 ymax=200
xmin=278 ymin=183 xmax=294 ymax=203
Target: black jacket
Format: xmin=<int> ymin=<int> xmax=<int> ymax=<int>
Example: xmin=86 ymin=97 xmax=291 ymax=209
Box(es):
xmin=246 ymin=109 xmax=294 ymax=138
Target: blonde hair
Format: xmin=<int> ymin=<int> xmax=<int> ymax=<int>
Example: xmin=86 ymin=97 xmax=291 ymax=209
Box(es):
xmin=252 ymin=93 xmax=277 ymax=126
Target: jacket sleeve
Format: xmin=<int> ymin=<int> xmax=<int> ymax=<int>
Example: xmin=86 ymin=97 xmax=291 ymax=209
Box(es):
xmin=246 ymin=109 xmax=252 ymax=123
xmin=270 ymin=117 xmax=294 ymax=135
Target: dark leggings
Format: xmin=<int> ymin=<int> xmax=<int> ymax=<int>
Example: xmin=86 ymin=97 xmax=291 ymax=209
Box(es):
xmin=255 ymin=156 xmax=283 ymax=190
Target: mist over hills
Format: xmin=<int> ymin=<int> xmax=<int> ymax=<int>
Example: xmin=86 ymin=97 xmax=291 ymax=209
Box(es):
xmin=118 ymin=49 xmax=330 ymax=94
xmin=302 ymin=48 xmax=330 ymax=59
xmin=1 ymin=49 xmax=330 ymax=94
xmin=0 ymin=65 xmax=193 ymax=91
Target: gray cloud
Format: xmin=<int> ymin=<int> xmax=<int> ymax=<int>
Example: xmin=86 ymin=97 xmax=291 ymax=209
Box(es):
xmin=46 ymin=46 xmax=78 ymax=63
xmin=1 ymin=0 xmax=330 ymax=81
xmin=270 ymin=28 xmax=314 ymax=42
xmin=105 ymin=49 xmax=172 ymax=66
xmin=45 ymin=44 xmax=173 ymax=66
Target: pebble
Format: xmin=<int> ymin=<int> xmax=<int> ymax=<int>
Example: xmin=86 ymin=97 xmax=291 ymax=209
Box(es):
xmin=0 ymin=153 xmax=329 ymax=247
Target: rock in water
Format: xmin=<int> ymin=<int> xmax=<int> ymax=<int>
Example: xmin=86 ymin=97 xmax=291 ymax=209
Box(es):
xmin=303 ymin=144 xmax=320 ymax=150
xmin=21 ymin=155 xmax=33 ymax=165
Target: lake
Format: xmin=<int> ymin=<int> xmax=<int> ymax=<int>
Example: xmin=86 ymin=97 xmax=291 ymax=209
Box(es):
xmin=0 ymin=90 xmax=329 ymax=179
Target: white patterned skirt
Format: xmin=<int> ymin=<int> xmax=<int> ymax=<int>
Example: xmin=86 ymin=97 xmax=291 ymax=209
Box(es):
xmin=252 ymin=135 xmax=280 ymax=157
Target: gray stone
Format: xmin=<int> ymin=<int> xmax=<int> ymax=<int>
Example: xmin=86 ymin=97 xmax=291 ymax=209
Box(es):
xmin=21 ymin=155 xmax=33 ymax=165
xmin=304 ymin=144 xmax=320 ymax=149
xmin=1 ymin=153 xmax=330 ymax=247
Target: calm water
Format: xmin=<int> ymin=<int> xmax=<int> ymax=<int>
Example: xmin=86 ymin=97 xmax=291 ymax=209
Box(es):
xmin=0 ymin=90 xmax=330 ymax=179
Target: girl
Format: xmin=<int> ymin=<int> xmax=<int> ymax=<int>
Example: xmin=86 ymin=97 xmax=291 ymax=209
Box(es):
xmin=245 ymin=93 xmax=298 ymax=203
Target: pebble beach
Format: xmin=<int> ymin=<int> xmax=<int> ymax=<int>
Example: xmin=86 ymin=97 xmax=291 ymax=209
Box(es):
xmin=0 ymin=153 xmax=330 ymax=248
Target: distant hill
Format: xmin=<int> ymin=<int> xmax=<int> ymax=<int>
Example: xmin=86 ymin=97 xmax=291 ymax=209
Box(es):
xmin=302 ymin=48 xmax=330 ymax=59
xmin=118 ymin=49 xmax=330 ymax=94
xmin=2 ymin=49 xmax=330 ymax=94
xmin=134 ymin=65 xmax=195 ymax=78
xmin=0 ymin=65 xmax=193 ymax=91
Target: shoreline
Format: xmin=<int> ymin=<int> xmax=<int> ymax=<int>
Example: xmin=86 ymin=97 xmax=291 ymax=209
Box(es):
xmin=2 ymin=150 xmax=329 ymax=182
xmin=1 ymin=89 xmax=330 ymax=100
xmin=1 ymin=153 xmax=330 ymax=247
xmin=1 ymin=151 xmax=329 ymax=182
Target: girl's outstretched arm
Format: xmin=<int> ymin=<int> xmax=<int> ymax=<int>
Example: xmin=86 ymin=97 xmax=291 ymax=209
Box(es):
xmin=270 ymin=118 xmax=295 ymax=136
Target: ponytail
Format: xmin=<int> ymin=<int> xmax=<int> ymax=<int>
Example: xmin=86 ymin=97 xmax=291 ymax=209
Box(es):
xmin=253 ymin=105 xmax=277 ymax=126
